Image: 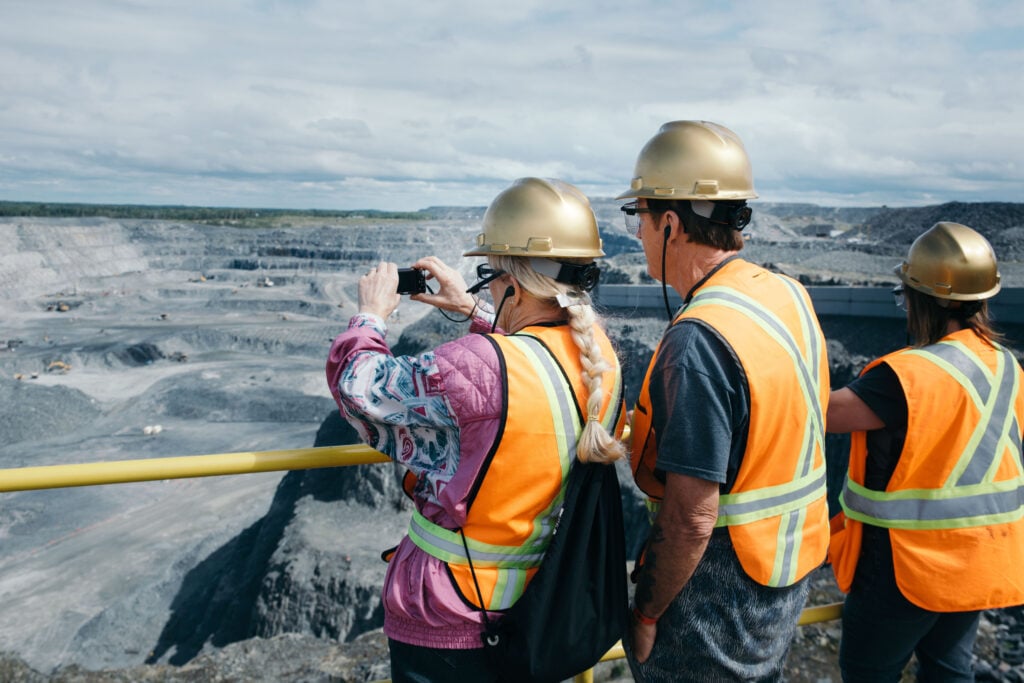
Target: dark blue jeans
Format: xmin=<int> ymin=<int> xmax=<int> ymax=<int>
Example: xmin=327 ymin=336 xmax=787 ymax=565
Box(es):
xmin=839 ymin=528 xmax=980 ymax=682
xmin=389 ymin=638 xmax=499 ymax=683
xmin=625 ymin=532 xmax=810 ymax=682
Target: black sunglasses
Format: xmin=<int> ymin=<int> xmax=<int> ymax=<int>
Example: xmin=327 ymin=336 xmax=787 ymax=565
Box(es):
xmin=466 ymin=263 xmax=506 ymax=295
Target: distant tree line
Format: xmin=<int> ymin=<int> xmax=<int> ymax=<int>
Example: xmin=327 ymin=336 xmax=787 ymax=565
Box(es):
xmin=0 ymin=201 xmax=431 ymax=224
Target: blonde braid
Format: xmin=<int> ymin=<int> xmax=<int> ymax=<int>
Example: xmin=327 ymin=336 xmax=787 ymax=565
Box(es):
xmin=566 ymin=303 xmax=625 ymax=464
xmin=492 ymin=255 xmax=624 ymax=465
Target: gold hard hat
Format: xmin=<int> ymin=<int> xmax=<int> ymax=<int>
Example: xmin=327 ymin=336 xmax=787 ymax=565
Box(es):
xmin=895 ymin=222 xmax=1001 ymax=301
xmin=617 ymin=120 xmax=758 ymax=201
xmin=464 ymin=177 xmax=605 ymax=258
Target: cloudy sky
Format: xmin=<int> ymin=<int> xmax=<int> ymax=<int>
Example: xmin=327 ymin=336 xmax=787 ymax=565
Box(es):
xmin=1 ymin=0 xmax=1021 ymax=211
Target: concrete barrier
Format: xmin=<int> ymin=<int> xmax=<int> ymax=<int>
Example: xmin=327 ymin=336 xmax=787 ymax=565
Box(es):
xmin=595 ymin=285 xmax=1024 ymax=324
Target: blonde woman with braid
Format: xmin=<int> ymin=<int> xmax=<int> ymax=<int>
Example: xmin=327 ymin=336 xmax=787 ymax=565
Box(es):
xmin=326 ymin=178 xmax=626 ymax=682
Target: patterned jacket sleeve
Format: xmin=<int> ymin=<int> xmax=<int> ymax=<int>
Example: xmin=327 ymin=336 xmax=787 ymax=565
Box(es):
xmin=326 ymin=313 xmax=458 ymax=476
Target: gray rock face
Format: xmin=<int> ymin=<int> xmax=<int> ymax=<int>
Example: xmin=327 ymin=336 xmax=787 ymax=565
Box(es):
xmin=139 ymin=414 xmax=413 ymax=667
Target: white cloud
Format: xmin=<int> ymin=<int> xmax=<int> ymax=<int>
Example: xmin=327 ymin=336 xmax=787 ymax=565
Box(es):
xmin=0 ymin=0 xmax=1021 ymax=210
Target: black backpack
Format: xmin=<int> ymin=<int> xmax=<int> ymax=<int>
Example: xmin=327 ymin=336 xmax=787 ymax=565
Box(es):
xmin=462 ymin=459 xmax=628 ymax=683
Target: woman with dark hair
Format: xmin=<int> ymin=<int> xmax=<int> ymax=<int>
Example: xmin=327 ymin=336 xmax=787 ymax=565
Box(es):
xmin=828 ymin=221 xmax=1024 ymax=681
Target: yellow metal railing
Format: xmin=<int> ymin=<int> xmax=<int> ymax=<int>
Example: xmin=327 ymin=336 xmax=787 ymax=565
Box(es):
xmin=0 ymin=444 xmax=390 ymax=492
xmin=0 ymin=443 xmax=843 ymax=681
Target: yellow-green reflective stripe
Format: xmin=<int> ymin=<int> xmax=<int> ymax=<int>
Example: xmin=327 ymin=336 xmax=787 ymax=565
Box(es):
xmin=768 ymin=423 xmax=815 ymax=585
xmin=492 ymin=568 xmax=529 ymax=610
xmin=840 ymin=474 xmax=1024 ymax=530
xmin=769 ymin=507 xmax=807 ymax=587
xmin=716 ymin=467 xmax=827 ymax=526
xmin=505 ymin=334 xmax=581 ymax=544
xmin=779 ymin=276 xmax=822 ymax=449
xmin=841 ymin=497 xmax=1024 ymax=531
xmin=603 ymin=364 xmax=624 ymax=433
xmin=907 ymin=343 xmax=997 ymax=485
xmin=508 ymin=334 xmax=580 ymax=474
xmin=512 ymin=332 xmax=620 ymax=435
xmin=904 ymin=342 xmax=1022 ymax=488
xmin=408 ymin=510 xmax=546 ymax=568
xmin=906 ymin=341 xmax=987 ymax=404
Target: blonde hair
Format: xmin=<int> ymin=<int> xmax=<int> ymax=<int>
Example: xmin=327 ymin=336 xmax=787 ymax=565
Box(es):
xmin=492 ymin=255 xmax=625 ymax=464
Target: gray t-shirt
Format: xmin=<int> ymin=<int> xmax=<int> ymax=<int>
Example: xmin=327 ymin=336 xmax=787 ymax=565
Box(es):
xmin=649 ymin=318 xmax=750 ymax=491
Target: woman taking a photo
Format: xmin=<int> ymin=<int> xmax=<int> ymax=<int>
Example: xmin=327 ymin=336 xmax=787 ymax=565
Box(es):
xmin=326 ymin=177 xmax=626 ymax=682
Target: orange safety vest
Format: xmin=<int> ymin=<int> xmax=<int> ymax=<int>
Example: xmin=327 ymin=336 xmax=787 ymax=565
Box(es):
xmin=409 ymin=324 xmax=625 ymax=610
xmin=632 ymin=259 xmax=830 ymax=587
xmin=830 ymin=328 xmax=1024 ymax=611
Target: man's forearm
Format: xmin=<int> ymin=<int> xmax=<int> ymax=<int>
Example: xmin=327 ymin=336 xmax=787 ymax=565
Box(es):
xmin=634 ymin=473 xmax=719 ymax=618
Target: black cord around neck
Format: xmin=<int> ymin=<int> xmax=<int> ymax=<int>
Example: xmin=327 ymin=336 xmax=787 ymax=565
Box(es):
xmin=661 ymin=227 xmax=672 ymax=321
xmin=490 ymin=287 xmax=514 ymax=333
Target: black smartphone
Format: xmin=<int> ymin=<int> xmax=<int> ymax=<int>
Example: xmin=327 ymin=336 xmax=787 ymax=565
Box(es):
xmin=396 ymin=268 xmax=427 ymax=295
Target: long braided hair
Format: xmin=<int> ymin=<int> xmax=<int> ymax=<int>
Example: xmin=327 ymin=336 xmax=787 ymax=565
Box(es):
xmin=492 ymin=255 xmax=624 ymax=464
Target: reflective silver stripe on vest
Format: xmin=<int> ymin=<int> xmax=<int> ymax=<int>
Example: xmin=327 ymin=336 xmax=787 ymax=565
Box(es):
xmin=715 ymin=468 xmax=828 ymax=523
xmin=843 ymin=478 xmax=1024 ymax=527
xmin=511 ymin=334 xmax=582 ymax=479
xmin=841 ymin=340 xmax=1024 ymax=530
xmin=409 ymin=509 xmax=547 ymax=567
xmin=925 ymin=341 xmax=1020 ymax=486
xmin=781 ymin=275 xmax=824 ymax=481
xmin=515 ymin=333 xmax=623 ymax=434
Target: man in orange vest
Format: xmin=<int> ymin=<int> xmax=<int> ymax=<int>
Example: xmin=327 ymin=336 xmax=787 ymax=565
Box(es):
xmin=828 ymin=222 xmax=1024 ymax=681
xmin=621 ymin=121 xmax=831 ymax=681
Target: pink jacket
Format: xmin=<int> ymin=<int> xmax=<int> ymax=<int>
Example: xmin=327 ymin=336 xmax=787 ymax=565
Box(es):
xmin=326 ymin=314 xmax=507 ymax=648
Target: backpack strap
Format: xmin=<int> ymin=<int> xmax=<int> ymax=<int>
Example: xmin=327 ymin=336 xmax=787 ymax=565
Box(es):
xmin=460 ymin=526 xmax=500 ymax=646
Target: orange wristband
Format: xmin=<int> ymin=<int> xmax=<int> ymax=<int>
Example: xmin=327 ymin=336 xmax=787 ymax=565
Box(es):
xmin=632 ymin=606 xmax=658 ymax=625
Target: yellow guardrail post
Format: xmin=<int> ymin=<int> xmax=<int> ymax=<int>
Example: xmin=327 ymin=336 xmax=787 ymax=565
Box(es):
xmin=797 ymin=600 xmax=843 ymax=625
xmin=573 ymin=668 xmax=594 ymax=682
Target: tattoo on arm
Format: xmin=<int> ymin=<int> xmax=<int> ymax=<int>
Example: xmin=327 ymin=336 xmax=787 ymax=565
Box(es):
xmin=634 ymin=522 xmax=666 ymax=609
